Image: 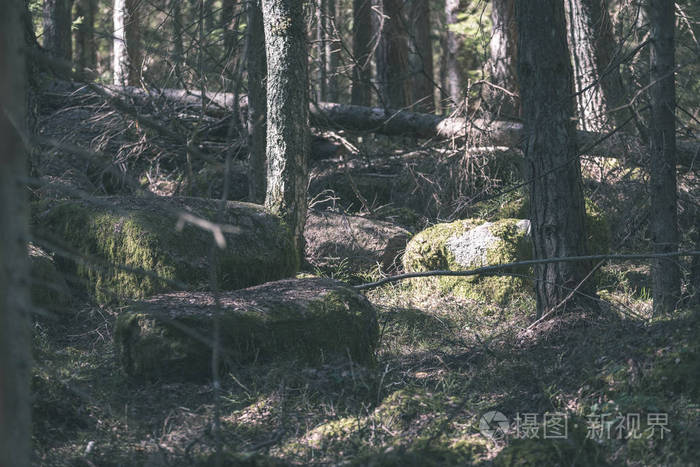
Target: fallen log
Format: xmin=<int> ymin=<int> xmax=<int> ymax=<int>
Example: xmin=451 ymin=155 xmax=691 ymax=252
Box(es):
xmin=43 ymin=80 xmax=699 ymax=167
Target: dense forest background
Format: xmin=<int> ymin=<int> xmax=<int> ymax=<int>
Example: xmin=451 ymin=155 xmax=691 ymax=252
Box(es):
xmin=1 ymin=0 xmax=699 ymax=465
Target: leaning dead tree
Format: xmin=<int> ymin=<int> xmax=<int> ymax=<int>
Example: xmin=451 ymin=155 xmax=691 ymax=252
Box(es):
xmin=45 ymin=80 xmax=700 ymax=167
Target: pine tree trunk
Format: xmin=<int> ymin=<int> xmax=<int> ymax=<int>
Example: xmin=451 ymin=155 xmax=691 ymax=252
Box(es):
xmin=43 ymin=0 xmax=74 ymax=60
xmin=373 ymin=0 xmax=411 ymax=108
xmin=262 ymin=0 xmax=310 ymax=265
xmin=648 ymin=0 xmax=680 ymax=313
xmin=0 ymin=1 xmax=32 ymax=464
xmin=516 ymin=0 xmax=593 ymax=317
xmin=247 ymin=0 xmax=267 ymax=204
xmin=351 ymin=0 xmax=372 ymax=106
xmin=409 ymin=0 xmax=434 ymax=113
xmin=442 ymin=0 xmax=462 ymax=109
xmin=75 ymin=0 xmax=97 ymax=72
xmin=565 ymin=0 xmax=622 ymax=131
xmin=113 ymin=0 xmax=142 ymax=85
xmin=487 ymin=0 xmax=519 ymax=118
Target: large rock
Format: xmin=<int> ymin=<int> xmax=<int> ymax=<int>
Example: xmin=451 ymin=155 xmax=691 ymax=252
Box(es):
xmin=114 ymin=278 xmax=379 ymax=379
xmin=403 ymin=218 xmax=532 ymax=304
xmin=32 ymin=196 xmax=297 ymax=304
xmin=305 ymin=210 xmax=411 ymax=272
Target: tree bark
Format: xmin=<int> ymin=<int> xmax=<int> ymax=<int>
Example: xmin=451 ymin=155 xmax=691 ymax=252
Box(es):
xmin=75 ymin=0 xmax=97 ymax=72
xmin=487 ymin=0 xmax=519 ymax=119
xmin=648 ymin=0 xmax=680 ymax=313
xmin=516 ymin=0 xmax=593 ymax=317
xmin=262 ymin=0 xmax=310 ymax=266
xmin=441 ymin=0 xmax=462 ymax=109
xmin=247 ymin=0 xmax=267 ymax=203
xmin=113 ymin=0 xmax=142 ymax=85
xmin=408 ymin=0 xmax=434 ymax=112
xmin=171 ymin=0 xmax=184 ymax=76
xmin=0 ymin=0 xmax=32 ymax=464
xmin=351 ymin=0 xmax=373 ymax=106
xmin=43 ymin=0 xmax=74 ymax=60
xmin=565 ymin=0 xmax=626 ymax=131
xmin=373 ymin=0 xmax=411 ymax=108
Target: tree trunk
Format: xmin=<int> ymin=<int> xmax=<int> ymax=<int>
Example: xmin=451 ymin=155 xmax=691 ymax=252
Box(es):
xmin=171 ymin=0 xmax=184 ymax=76
xmin=0 ymin=0 xmax=32 ymax=464
xmin=373 ymin=0 xmax=411 ymax=108
xmin=247 ymin=0 xmax=267 ymax=203
xmin=441 ymin=0 xmax=462 ymax=109
xmin=565 ymin=0 xmax=625 ymax=131
xmin=316 ymin=0 xmax=329 ymax=102
xmin=409 ymin=0 xmax=434 ymax=112
xmin=74 ymin=0 xmax=97 ymax=72
xmin=648 ymin=0 xmax=680 ymax=313
xmin=113 ymin=0 xmax=142 ymax=85
xmin=351 ymin=0 xmax=372 ymax=106
xmin=262 ymin=0 xmax=310 ymax=266
xmin=487 ymin=0 xmax=519 ymax=119
xmin=325 ymin=0 xmax=339 ymax=103
xmin=43 ymin=0 xmax=74 ymax=60
xmin=516 ymin=0 xmax=593 ymax=317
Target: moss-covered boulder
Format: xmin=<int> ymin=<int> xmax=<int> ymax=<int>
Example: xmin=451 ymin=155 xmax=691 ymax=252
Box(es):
xmin=32 ymin=196 xmax=297 ymax=304
xmin=114 ymin=278 xmax=378 ymax=379
xmin=402 ymin=218 xmax=532 ymax=304
xmin=305 ymin=210 xmax=411 ymax=273
xmin=29 ymin=244 xmax=72 ymax=315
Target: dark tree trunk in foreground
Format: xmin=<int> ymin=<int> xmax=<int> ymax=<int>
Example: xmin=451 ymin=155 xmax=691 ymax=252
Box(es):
xmin=75 ymin=0 xmax=97 ymax=72
xmin=247 ymin=0 xmax=267 ymax=203
xmin=351 ymin=0 xmax=372 ymax=106
xmin=441 ymin=0 xmax=462 ymax=109
xmin=565 ymin=0 xmax=625 ymax=131
xmin=262 ymin=0 xmax=310 ymax=265
xmin=0 ymin=0 xmax=32 ymax=464
xmin=374 ymin=0 xmax=411 ymax=108
xmin=43 ymin=0 xmax=74 ymax=60
xmin=517 ymin=0 xmax=592 ymax=317
xmin=648 ymin=0 xmax=680 ymax=313
xmin=487 ymin=0 xmax=519 ymax=118
xmin=409 ymin=0 xmax=434 ymax=112
xmin=113 ymin=0 xmax=142 ymax=85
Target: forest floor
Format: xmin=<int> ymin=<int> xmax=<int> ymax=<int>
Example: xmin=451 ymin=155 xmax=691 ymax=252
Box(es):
xmin=33 ymin=263 xmax=700 ymax=466
xmin=31 ymin=85 xmax=700 ymax=465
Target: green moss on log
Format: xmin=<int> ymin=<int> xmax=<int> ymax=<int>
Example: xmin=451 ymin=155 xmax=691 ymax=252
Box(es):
xmin=114 ymin=278 xmax=379 ymax=379
xmin=32 ymin=196 xmax=297 ymax=304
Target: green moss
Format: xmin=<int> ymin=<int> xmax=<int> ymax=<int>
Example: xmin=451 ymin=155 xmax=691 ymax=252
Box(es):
xmin=403 ymin=218 xmax=532 ymax=304
xmin=114 ymin=280 xmax=379 ymax=379
xmin=33 ymin=197 xmax=298 ymax=304
xmin=585 ymin=198 xmax=611 ymax=255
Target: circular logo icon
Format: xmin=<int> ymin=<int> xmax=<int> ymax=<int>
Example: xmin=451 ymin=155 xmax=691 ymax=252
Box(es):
xmin=479 ymin=411 xmax=510 ymax=440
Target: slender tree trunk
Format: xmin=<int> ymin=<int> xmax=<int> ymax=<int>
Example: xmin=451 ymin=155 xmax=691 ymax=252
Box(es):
xmin=487 ymin=0 xmax=519 ymax=118
xmin=441 ymin=0 xmax=462 ymax=109
xmin=648 ymin=0 xmax=680 ymax=313
xmin=373 ymin=0 xmax=411 ymax=108
xmin=222 ymin=0 xmax=237 ymax=53
xmin=0 ymin=0 xmax=32 ymax=464
xmin=43 ymin=0 xmax=74 ymax=60
xmin=516 ymin=0 xmax=593 ymax=317
xmin=171 ymin=0 xmax=184 ymax=76
xmin=247 ymin=0 xmax=267 ymax=203
xmin=409 ymin=0 xmax=434 ymax=112
xmin=262 ymin=0 xmax=309 ymax=265
xmin=75 ymin=0 xmax=97 ymax=72
xmin=565 ymin=0 xmax=624 ymax=131
xmin=113 ymin=0 xmax=142 ymax=85
xmin=316 ymin=0 xmax=329 ymax=102
xmin=325 ymin=0 xmax=339 ymax=103
xmin=351 ymin=0 xmax=372 ymax=106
